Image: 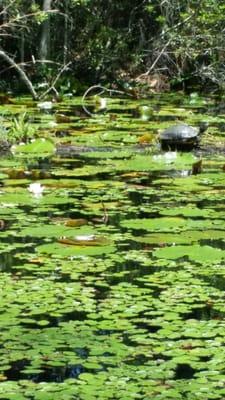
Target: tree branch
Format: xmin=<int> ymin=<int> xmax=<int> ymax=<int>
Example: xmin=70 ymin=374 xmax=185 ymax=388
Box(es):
xmin=39 ymin=61 xmax=72 ymax=99
xmin=82 ymin=85 xmax=131 ymax=117
xmin=0 ymin=49 xmax=38 ymax=99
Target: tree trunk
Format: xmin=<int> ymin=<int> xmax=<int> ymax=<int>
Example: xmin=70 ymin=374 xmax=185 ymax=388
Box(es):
xmin=63 ymin=0 xmax=69 ymax=65
xmin=39 ymin=0 xmax=52 ymax=61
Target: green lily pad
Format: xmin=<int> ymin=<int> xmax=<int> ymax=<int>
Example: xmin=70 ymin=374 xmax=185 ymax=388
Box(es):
xmin=153 ymin=244 xmax=225 ymax=263
xmin=12 ymin=138 xmax=55 ymax=155
xmin=134 ymin=229 xmax=225 ymax=245
xmin=37 ymin=241 xmax=116 ymax=256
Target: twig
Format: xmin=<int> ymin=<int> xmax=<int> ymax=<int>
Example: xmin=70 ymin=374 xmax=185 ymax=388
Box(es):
xmin=0 ymin=1 xmax=16 ymax=16
xmin=138 ymin=13 xmax=194 ymax=78
xmin=137 ymin=39 xmax=172 ymax=78
xmin=0 ymin=59 xmax=61 ymax=76
xmin=40 ymin=62 xmax=71 ymax=99
xmin=0 ymin=10 xmax=58 ymax=32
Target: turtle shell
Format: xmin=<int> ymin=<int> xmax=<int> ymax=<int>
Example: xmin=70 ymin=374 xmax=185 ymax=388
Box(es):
xmin=161 ymin=124 xmax=198 ymax=141
xmin=160 ymin=124 xmax=199 ymax=149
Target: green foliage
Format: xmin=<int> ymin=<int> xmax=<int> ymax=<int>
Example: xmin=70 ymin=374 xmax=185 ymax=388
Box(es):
xmin=1 ymin=0 xmax=225 ymax=89
xmin=0 ymin=115 xmax=8 ymax=141
xmin=9 ymin=113 xmax=36 ymax=144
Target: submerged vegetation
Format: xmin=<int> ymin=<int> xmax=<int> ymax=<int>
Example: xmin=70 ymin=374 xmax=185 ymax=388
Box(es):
xmin=0 ymin=92 xmax=224 ymax=399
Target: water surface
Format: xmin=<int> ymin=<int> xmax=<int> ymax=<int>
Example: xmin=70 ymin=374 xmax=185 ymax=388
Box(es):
xmin=0 ymin=93 xmax=225 ymax=399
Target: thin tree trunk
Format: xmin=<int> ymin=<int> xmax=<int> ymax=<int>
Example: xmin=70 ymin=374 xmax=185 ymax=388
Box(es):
xmin=39 ymin=0 xmax=52 ymax=61
xmin=63 ymin=0 xmax=68 ymax=65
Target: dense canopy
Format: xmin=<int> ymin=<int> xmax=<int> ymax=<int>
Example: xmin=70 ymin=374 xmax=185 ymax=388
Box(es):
xmin=0 ymin=1 xmax=225 ymax=93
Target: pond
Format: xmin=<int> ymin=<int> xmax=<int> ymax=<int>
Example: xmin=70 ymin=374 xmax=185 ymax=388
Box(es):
xmin=0 ymin=92 xmax=225 ymax=399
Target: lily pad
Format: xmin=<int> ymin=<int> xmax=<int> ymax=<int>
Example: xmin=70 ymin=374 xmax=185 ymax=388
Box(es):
xmin=12 ymin=138 xmax=56 ymax=155
xmin=153 ymin=244 xmax=225 ymax=263
xmin=37 ymin=241 xmax=116 ymax=256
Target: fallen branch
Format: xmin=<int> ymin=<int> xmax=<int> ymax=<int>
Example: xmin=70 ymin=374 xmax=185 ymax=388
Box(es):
xmin=137 ymin=39 xmax=172 ymax=79
xmin=39 ymin=61 xmax=72 ymax=99
xmin=138 ymin=14 xmax=194 ymax=78
xmin=0 ymin=49 xmax=38 ymax=99
xmin=0 ymin=59 xmax=62 ymax=76
xmin=82 ymin=85 xmax=131 ymax=117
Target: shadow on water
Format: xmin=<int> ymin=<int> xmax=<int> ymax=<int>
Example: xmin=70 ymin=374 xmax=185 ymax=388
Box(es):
xmin=0 ymin=238 xmax=45 ymax=273
xmin=20 ymin=310 xmax=88 ymax=329
xmin=200 ymin=274 xmax=225 ymax=291
xmin=0 ymin=251 xmax=17 ymax=271
xmin=6 ymin=360 xmax=86 ymax=382
xmin=175 ymin=364 xmax=195 ymax=380
xmin=183 ymin=305 xmax=225 ymax=321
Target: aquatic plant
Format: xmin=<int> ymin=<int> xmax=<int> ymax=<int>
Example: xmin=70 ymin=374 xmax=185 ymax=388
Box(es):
xmin=9 ymin=113 xmax=36 ymax=144
xmin=0 ymin=93 xmax=224 ymax=400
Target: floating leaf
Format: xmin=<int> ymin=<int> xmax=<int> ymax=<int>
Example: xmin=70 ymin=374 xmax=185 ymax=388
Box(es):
xmin=37 ymin=241 xmax=115 ymax=256
xmin=12 ymin=138 xmax=55 ymax=155
xmin=153 ymin=244 xmax=225 ymax=263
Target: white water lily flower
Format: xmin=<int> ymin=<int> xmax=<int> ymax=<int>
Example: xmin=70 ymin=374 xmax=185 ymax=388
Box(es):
xmin=75 ymin=234 xmax=95 ymax=241
xmin=180 ymin=170 xmax=189 ymax=177
xmin=94 ymin=96 xmax=107 ymax=110
xmin=28 ymin=182 xmax=45 ymax=198
xmin=99 ymin=98 xmax=107 ymax=110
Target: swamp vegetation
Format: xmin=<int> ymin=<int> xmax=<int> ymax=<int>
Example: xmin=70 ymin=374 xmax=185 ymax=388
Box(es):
xmin=0 ymin=1 xmax=225 ymax=399
xmin=0 ymin=92 xmax=224 ymax=399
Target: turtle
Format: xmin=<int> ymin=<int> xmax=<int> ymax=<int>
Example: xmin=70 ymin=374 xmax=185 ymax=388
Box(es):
xmin=160 ymin=122 xmax=208 ymax=150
